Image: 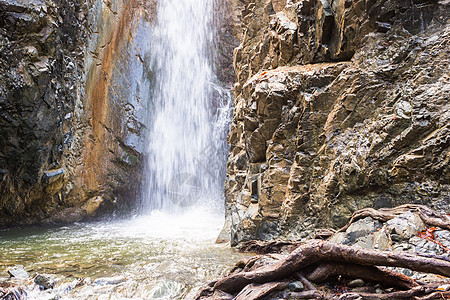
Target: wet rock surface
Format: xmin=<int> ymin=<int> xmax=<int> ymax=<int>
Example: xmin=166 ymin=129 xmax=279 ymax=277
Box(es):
xmin=7 ymin=267 xmax=28 ymax=280
xmin=0 ymin=0 xmax=152 ymax=226
xmin=198 ymin=206 xmax=450 ymax=300
xmin=223 ymin=0 xmax=450 ymax=245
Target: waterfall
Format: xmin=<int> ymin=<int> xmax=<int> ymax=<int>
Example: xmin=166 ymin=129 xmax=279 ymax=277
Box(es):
xmin=143 ymin=0 xmax=231 ymax=212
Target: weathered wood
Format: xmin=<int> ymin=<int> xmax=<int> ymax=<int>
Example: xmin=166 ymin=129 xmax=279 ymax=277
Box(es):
xmin=314 ymin=228 xmax=336 ymax=240
xmin=416 ymin=291 xmax=450 ymax=300
xmin=234 ymin=281 xmax=288 ymax=300
xmin=239 ymin=240 xmax=301 ymax=254
xmin=305 ymin=262 xmax=419 ymax=289
xmin=294 ymin=272 xmax=317 ymax=291
xmin=339 ymin=286 xmax=436 ymax=299
xmin=214 ymin=240 xmax=450 ymax=293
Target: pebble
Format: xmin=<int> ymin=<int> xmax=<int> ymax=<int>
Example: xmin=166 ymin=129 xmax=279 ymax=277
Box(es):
xmin=288 ymin=281 xmax=304 ymax=292
xmin=348 ymin=279 xmax=365 ymax=288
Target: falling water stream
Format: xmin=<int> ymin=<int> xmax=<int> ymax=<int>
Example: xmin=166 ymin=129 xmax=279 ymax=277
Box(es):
xmin=145 ymin=0 xmax=226 ymax=211
xmin=0 ymin=0 xmax=240 ymax=299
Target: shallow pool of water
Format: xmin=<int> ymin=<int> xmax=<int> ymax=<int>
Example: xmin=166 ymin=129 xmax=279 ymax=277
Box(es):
xmin=0 ymin=208 xmax=246 ymax=299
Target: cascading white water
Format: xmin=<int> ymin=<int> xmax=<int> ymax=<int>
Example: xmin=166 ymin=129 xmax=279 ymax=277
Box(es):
xmin=144 ymin=0 xmax=230 ymax=211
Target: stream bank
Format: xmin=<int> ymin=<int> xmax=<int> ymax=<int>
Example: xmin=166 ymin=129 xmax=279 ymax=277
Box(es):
xmin=1 ymin=209 xmax=248 ymax=299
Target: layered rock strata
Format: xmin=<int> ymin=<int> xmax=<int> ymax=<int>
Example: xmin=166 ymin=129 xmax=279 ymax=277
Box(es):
xmin=223 ymin=0 xmax=450 ymax=245
xmin=0 ymin=0 xmax=155 ymax=226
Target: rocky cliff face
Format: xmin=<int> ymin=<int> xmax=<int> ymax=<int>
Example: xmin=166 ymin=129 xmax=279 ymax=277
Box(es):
xmin=223 ymin=0 xmax=449 ymax=245
xmin=0 ymin=0 xmax=154 ymax=226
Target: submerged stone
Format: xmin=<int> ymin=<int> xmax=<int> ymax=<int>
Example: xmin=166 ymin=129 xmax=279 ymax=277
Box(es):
xmin=7 ymin=266 xmax=29 ymax=279
xmin=93 ymin=276 xmax=126 ymax=286
xmin=34 ymin=274 xmax=56 ymax=290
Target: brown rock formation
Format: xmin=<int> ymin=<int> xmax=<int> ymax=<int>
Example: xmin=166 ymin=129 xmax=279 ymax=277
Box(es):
xmin=222 ymin=0 xmax=450 ymax=245
xmin=0 ymin=0 xmax=155 ymax=226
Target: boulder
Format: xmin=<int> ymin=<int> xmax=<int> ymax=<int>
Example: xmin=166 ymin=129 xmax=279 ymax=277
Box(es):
xmin=34 ymin=274 xmax=57 ymax=290
xmin=386 ymin=212 xmax=426 ymax=240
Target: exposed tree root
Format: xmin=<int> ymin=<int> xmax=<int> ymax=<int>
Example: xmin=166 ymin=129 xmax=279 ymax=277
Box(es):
xmin=197 ymin=205 xmax=450 ymax=299
xmin=338 ymin=204 xmax=450 ymax=233
xmin=234 ymin=281 xmax=288 ymax=300
xmin=239 ymin=240 xmax=301 ymax=254
xmin=304 ymin=262 xmax=420 ymax=289
xmin=416 ymin=291 xmax=450 ymax=300
xmin=288 ymin=290 xmax=325 ymax=299
xmin=314 ymin=228 xmax=337 ymax=240
xmin=339 ymin=286 xmax=437 ymax=299
xmin=294 ymin=272 xmax=317 ymax=291
xmin=213 ymin=240 xmax=450 ymax=294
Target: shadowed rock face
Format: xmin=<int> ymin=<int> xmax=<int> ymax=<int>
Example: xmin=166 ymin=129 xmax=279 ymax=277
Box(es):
xmin=223 ymin=0 xmax=449 ymax=245
xmin=0 ymin=0 xmax=155 ymax=226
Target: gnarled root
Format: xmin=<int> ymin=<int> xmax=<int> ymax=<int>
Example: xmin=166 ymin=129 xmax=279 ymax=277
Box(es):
xmin=304 ymin=262 xmax=420 ymax=289
xmin=196 ymin=205 xmax=450 ymax=300
xmin=195 ymin=240 xmax=450 ymax=299
xmin=213 ymin=240 xmax=450 ymax=294
xmin=338 ymin=204 xmax=450 ymax=233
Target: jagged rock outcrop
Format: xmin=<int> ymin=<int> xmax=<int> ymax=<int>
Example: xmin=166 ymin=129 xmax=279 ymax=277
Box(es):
xmin=222 ymin=0 xmax=450 ymax=245
xmin=0 ymin=0 xmax=155 ymax=226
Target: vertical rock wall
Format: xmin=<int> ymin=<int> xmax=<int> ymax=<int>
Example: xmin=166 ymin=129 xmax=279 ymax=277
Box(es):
xmin=223 ymin=0 xmax=449 ymax=245
xmin=0 ymin=0 xmax=155 ymax=226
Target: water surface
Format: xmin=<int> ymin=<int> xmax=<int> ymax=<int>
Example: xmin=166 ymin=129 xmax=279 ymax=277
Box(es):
xmin=0 ymin=209 xmax=244 ymax=299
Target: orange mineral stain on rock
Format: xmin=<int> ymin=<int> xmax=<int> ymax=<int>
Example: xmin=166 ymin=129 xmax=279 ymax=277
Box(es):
xmin=81 ymin=0 xmax=142 ymax=192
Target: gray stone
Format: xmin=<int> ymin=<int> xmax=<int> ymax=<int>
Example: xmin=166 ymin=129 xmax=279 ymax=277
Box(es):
xmin=288 ymin=281 xmax=304 ymax=292
xmin=402 ymin=269 xmax=414 ymax=277
xmin=345 ymin=217 xmax=382 ymax=243
xmin=328 ymin=232 xmax=350 ymax=245
xmin=7 ymin=266 xmax=29 ymax=279
xmin=93 ymin=276 xmax=126 ymax=286
xmin=408 ymin=236 xmax=443 ymax=255
xmin=34 ymin=274 xmax=56 ymax=290
xmin=393 ymin=242 xmax=411 ymax=251
xmin=348 ymin=279 xmax=365 ymax=288
xmin=43 ymin=168 xmax=64 ymax=184
xmin=353 ymin=235 xmax=374 ymax=249
xmin=386 ymin=212 xmax=426 ymax=239
xmin=434 ymin=230 xmax=450 ymax=249
xmin=372 ymin=227 xmax=392 ymax=251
